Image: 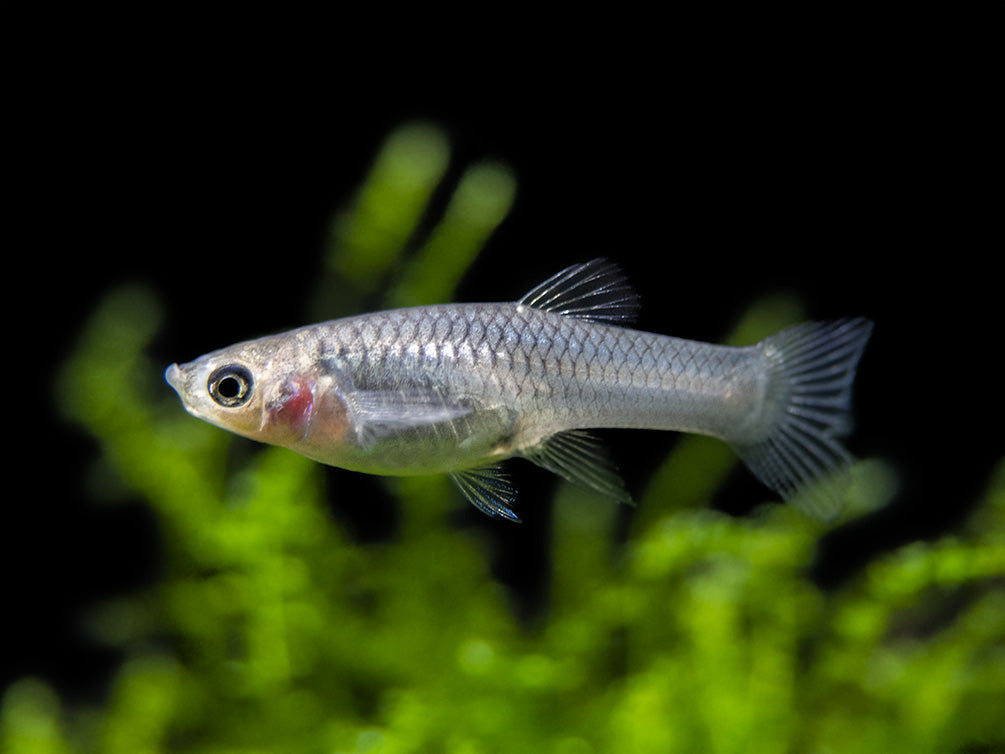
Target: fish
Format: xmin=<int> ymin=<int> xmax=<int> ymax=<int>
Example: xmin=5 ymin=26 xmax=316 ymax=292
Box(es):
xmin=165 ymin=259 xmax=873 ymax=521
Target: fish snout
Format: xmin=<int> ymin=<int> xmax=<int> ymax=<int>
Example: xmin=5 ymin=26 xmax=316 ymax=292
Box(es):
xmin=164 ymin=363 xmax=184 ymax=396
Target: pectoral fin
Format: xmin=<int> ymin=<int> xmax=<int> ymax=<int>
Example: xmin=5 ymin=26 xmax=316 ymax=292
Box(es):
xmin=523 ymin=430 xmax=633 ymax=503
xmin=342 ymin=389 xmax=474 ymax=446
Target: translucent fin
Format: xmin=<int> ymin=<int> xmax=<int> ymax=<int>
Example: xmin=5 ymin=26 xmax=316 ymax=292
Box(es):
xmin=449 ymin=466 xmax=521 ymax=521
xmin=523 ymin=429 xmax=633 ymax=503
xmin=734 ymin=318 xmax=874 ymax=520
xmin=517 ymin=258 xmax=641 ymax=325
xmin=345 ymin=389 xmax=473 ymax=446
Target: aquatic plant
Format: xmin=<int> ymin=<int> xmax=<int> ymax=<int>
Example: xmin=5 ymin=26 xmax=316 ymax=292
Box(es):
xmin=6 ymin=123 xmax=1003 ymax=754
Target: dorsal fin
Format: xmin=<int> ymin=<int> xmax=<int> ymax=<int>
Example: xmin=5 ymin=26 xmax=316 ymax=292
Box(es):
xmin=517 ymin=258 xmax=641 ymax=325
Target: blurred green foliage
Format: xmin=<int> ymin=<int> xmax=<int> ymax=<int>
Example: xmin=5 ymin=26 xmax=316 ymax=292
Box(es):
xmin=8 ymin=123 xmax=1003 ymax=753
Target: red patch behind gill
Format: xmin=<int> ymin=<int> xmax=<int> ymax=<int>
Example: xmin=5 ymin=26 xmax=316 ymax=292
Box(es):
xmin=267 ymin=377 xmax=315 ymax=438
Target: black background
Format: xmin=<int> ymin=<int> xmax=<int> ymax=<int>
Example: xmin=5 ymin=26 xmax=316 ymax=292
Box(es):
xmin=6 ymin=42 xmax=999 ymax=706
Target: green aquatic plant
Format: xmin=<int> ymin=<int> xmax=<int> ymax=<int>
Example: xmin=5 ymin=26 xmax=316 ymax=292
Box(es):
xmin=6 ymin=123 xmax=1003 ymax=753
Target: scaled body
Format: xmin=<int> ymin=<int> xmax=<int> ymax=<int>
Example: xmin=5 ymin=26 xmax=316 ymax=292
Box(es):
xmin=166 ymin=260 xmax=872 ymax=520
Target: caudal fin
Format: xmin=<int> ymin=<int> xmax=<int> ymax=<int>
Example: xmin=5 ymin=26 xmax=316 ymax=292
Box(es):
xmin=734 ymin=318 xmax=874 ymax=519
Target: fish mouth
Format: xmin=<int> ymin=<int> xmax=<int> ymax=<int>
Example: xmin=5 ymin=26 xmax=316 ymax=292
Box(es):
xmin=164 ymin=363 xmax=184 ymax=396
xmin=164 ymin=362 xmax=209 ymax=421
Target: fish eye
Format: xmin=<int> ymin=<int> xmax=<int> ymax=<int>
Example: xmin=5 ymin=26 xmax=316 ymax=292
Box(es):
xmin=207 ymin=365 xmax=254 ymax=407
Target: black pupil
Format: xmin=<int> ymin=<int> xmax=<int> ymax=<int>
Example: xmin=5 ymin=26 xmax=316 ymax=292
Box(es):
xmin=218 ymin=376 xmax=243 ymax=398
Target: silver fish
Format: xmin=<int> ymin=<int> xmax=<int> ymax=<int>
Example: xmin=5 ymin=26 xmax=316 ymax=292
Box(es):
xmin=165 ymin=259 xmax=872 ymax=520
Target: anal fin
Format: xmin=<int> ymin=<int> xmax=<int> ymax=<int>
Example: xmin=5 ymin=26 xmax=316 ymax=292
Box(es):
xmin=523 ymin=430 xmax=633 ymax=504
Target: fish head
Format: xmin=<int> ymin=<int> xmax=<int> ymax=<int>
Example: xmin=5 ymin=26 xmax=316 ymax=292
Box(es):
xmin=164 ymin=335 xmax=343 ymax=450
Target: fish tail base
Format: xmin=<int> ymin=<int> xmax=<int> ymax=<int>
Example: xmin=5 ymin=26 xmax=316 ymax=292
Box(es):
xmin=733 ymin=318 xmax=873 ymax=519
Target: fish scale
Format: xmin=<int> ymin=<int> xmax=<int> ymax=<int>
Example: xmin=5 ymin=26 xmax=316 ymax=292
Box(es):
xmin=166 ymin=259 xmax=872 ymax=521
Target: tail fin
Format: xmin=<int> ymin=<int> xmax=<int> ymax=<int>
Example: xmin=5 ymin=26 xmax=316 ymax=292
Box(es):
xmin=734 ymin=318 xmax=874 ymax=519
